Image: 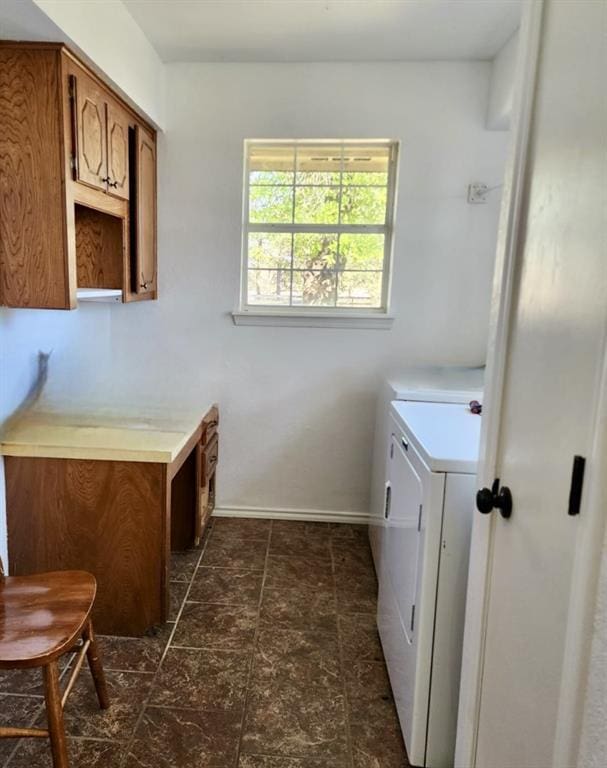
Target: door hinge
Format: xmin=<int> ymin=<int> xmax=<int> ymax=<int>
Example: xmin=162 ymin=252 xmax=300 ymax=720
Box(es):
xmin=410 ymin=604 xmax=416 ymax=632
xmin=417 ymin=504 xmax=422 ymax=532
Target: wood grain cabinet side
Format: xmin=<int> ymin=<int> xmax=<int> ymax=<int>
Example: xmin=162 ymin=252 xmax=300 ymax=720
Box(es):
xmin=5 ymin=456 xmax=166 ymax=636
xmin=0 ymin=47 xmax=72 ymax=309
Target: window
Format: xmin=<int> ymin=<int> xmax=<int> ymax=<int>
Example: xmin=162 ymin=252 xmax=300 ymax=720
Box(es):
xmin=240 ymin=140 xmax=398 ymax=317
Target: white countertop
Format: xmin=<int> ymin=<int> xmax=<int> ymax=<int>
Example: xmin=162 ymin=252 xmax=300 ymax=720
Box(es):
xmin=0 ymin=407 xmax=211 ymax=464
xmin=390 ymin=400 xmax=481 ymax=474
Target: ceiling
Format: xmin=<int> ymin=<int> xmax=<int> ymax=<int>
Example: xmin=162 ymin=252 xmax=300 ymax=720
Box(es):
xmin=123 ymin=0 xmax=521 ymax=63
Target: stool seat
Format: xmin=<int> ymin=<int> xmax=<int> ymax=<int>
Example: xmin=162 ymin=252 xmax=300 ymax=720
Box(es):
xmin=0 ymin=570 xmax=96 ymax=669
xmin=0 ymin=566 xmax=108 ymax=766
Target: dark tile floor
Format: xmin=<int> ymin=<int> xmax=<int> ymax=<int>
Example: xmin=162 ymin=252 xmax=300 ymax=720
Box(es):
xmin=0 ymin=518 xmax=409 ymax=768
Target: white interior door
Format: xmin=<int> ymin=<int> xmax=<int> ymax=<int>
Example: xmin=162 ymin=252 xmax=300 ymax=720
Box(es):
xmin=472 ymin=2 xmax=607 ymax=766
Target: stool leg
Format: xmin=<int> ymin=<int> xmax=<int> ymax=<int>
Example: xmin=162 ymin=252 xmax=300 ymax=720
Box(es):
xmin=43 ymin=661 xmax=69 ymax=768
xmin=83 ymin=619 xmax=110 ymax=710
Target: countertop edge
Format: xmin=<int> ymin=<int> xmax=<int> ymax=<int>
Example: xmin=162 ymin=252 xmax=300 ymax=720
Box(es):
xmin=0 ymin=443 xmax=177 ymax=464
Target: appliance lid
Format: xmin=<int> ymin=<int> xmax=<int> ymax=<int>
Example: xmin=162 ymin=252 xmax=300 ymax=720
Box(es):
xmin=387 ymin=383 xmax=483 ymax=404
xmin=390 ymin=400 xmax=481 ymax=474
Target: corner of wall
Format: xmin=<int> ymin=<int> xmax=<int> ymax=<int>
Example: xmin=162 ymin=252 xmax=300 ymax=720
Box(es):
xmin=486 ymin=29 xmax=520 ymax=132
xmin=32 ymin=0 xmax=166 ymax=128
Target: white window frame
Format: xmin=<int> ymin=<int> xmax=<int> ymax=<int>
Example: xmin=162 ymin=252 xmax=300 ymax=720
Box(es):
xmin=233 ymin=139 xmax=398 ymax=328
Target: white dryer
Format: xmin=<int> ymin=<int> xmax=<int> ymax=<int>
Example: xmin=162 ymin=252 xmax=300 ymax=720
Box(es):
xmin=377 ymin=399 xmax=481 ymax=768
xmin=369 ymin=380 xmax=482 ymax=570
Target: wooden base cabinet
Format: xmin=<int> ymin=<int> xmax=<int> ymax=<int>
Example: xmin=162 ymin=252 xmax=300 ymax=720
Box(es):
xmin=3 ymin=408 xmax=218 ymax=636
xmin=0 ymin=42 xmax=157 ymax=309
xmin=5 ymin=456 xmax=166 ymax=636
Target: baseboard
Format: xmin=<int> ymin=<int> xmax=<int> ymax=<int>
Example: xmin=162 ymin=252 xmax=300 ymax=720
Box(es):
xmin=213 ymin=504 xmax=370 ymax=525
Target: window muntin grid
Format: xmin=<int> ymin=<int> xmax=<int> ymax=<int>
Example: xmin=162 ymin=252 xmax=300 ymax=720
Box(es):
xmin=242 ymin=140 xmax=398 ymax=312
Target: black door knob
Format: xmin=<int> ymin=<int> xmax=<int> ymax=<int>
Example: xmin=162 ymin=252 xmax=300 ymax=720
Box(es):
xmin=494 ymin=486 xmax=513 ymax=519
xmin=476 ymin=487 xmax=495 ymax=514
xmin=476 ymin=479 xmax=513 ymax=519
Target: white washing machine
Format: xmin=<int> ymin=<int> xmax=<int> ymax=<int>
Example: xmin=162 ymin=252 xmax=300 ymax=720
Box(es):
xmin=369 ymin=379 xmax=483 ymax=570
xmin=376 ymin=396 xmax=481 ymax=768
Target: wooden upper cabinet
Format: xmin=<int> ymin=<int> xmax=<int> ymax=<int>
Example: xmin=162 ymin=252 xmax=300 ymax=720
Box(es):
xmin=0 ymin=43 xmax=157 ymax=309
xmin=72 ymin=73 xmax=108 ymax=193
xmin=134 ymin=125 xmax=157 ymax=296
xmin=106 ymin=101 xmax=130 ymax=201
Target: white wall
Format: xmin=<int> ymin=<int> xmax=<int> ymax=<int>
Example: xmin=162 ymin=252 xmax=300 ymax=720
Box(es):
xmin=34 ymin=0 xmax=165 ymax=126
xmin=0 ymin=62 xmax=508 ymax=534
xmin=487 ymin=30 xmax=519 ymax=130
xmin=0 ymin=0 xmax=164 ymax=559
xmin=0 ymin=305 xmax=113 ymax=560
xmin=0 ymin=0 xmax=165 ymax=126
xmin=104 ymin=62 xmax=508 ymax=517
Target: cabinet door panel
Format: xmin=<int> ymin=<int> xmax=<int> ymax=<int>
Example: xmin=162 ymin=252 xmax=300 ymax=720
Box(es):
xmin=73 ymin=73 xmax=107 ymax=192
xmin=107 ymin=101 xmax=130 ymax=200
xmin=134 ymin=125 xmax=157 ymax=295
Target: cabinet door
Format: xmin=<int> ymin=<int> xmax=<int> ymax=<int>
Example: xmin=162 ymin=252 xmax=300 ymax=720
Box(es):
xmin=72 ymin=73 xmax=107 ymax=192
xmin=106 ymin=101 xmax=130 ymax=200
xmin=134 ymin=124 xmax=157 ymax=295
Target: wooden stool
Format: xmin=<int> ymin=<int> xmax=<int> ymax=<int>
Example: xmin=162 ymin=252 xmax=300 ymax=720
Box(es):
xmin=0 ymin=562 xmax=109 ymax=767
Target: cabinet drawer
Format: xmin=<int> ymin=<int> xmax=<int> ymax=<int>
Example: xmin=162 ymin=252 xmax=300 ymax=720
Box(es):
xmin=202 ymin=434 xmax=218 ymax=485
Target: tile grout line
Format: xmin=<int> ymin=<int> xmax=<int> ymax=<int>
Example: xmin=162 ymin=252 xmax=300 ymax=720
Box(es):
xmin=116 ymin=523 xmax=213 ymax=768
xmin=233 ymin=519 xmax=273 ymax=767
xmin=2 ymin=523 xmax=384 ymax=768
xmin=332 ymin=534 xmax=356 ymax=768
xmin=4 ymin=653 xmax=83 ymax=766
xmin=0 ymin=693 xmax=44 ymax=700
xmin=3 ymin=699 xmax=47 ymax=768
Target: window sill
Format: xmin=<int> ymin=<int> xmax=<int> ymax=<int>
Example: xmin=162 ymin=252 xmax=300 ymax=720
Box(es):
xmin=231 ymin=310 xmax=394 ymax=329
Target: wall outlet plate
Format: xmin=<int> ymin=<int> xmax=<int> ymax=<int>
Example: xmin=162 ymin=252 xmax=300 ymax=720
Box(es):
xmin=467 ymin=183 xmax=489 ymax=204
